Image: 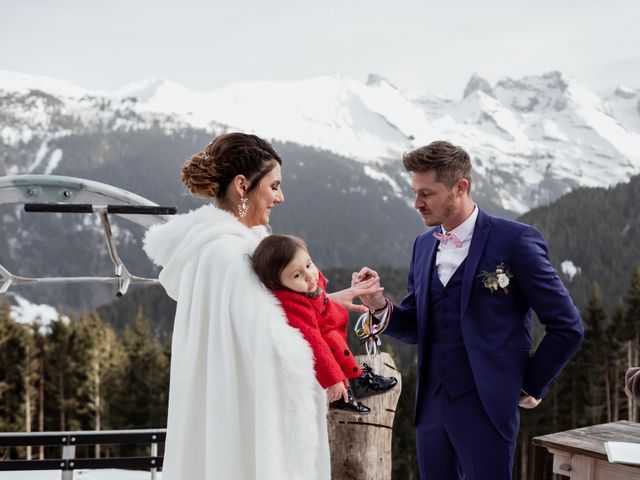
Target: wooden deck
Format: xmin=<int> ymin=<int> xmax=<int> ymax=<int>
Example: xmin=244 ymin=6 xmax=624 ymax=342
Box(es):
xmin=533 ymin=421 xmax=640 ymax=479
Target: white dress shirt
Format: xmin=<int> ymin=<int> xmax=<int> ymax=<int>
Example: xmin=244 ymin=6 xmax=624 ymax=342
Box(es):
xmin=372 ymin=205 xmax=479 ymax=319
xmin=435 ymin=205 xmax=478 ymax=286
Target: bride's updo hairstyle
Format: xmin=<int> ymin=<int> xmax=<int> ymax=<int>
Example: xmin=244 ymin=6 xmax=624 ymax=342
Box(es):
xmin=181 ymin=133 xmax=282 ymax=200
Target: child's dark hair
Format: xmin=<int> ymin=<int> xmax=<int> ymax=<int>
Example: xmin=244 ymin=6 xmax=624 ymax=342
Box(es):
xmin=252 ymin=235 xmax=308 ymax=290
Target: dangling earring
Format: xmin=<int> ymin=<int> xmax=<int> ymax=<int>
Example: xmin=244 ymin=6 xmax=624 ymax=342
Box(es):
xmin=238 ymin=195 xmax=249 ymax=218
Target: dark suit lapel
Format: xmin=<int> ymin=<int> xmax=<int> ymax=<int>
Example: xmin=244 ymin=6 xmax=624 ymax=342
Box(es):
xmin=419 ymin=231 xmax=439 ymax=314
xmin=461 ymin=209 xmax=491 ymax=315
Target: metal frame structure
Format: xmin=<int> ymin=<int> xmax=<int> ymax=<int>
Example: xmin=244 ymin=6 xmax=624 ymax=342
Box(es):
xmin=0 ymin=174 xmax=176 ymax=297
xmin=0 ymin=175 xmax=175 ymax=478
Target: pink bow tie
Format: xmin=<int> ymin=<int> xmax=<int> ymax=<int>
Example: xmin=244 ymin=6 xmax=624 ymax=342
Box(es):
xmin=433 ymin=231 xmax=463 ymax=248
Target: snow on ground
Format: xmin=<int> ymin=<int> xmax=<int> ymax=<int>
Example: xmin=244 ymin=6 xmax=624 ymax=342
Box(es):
xmin=44 ymin=148 xmax=63 ymax=175
xmin=561 ymin=260 xmax=581 ymax=281
xmin=0 ymin=469 xmax=162 ymax=479
xmin=363 ymin=165 xmax=403 ymax=197
xmin=8 ymin=294 xmax=69 ymax=328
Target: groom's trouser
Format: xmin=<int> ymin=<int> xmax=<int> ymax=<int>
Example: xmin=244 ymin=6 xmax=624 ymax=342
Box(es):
xmin=415 ymin=384 xmax=516 ymax=480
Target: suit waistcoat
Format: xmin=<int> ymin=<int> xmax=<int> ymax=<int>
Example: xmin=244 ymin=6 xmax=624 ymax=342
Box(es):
xmin=425 ymin=258 xmax=476 ymax=398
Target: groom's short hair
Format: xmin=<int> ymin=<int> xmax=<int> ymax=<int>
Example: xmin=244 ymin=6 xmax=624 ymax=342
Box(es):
xmin=403 ymin=141 xmax=472 ymax=190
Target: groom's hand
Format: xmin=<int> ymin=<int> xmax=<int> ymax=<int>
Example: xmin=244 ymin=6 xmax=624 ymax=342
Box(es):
xmin=327 ymin=277 xmax=383 ymax=314
xmin=352 ymin=266 xmax=378 ymax=285
xmin=519 ymin=395 xmax=541 ymax=409
xmin=352 ymin=267 xmax=386 ymax=310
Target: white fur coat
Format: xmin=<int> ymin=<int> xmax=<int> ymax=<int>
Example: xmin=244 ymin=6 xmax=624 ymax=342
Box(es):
xmin=143 ymin=205 xmax=330 ymax=480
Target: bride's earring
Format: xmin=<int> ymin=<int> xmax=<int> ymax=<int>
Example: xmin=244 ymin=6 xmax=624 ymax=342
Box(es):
xmin=238 ymin=195 xmax=249 ymax=218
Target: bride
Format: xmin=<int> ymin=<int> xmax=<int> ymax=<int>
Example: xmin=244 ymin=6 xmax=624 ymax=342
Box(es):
xmin=144 ymin=132 xmax=379 ymax=479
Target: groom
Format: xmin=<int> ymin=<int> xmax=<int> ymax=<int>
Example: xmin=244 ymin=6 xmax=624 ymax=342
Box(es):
xmin=355 ymin=141 xmax=583 ymax=479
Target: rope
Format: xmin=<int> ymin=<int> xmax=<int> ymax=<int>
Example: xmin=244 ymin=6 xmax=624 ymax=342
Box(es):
xmin=354 ymin=302 xmax=392 ymax=358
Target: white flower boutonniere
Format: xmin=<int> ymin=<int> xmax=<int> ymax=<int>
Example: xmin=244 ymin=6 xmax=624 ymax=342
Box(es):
xmin=478 ymin=263 xmax=514 ymax=294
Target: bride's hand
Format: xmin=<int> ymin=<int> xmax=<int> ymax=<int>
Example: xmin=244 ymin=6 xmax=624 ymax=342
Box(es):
xmin=327 ymin=276 xmax=383 ymax=314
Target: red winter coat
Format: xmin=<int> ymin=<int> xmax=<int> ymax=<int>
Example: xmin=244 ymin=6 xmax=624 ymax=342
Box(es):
xmin=274 ymin=271 xmax=350 ymax=389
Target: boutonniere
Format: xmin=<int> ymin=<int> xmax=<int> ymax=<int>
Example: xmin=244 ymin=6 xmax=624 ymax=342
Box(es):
xmin=478 ymin=263 xmax=513 ymax=294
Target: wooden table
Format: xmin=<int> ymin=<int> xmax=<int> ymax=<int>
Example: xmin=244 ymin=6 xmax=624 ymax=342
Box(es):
xmin=533 ymin=421 xmax=640 ymax=479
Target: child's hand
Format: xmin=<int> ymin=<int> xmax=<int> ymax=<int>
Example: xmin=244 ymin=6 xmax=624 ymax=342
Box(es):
xmin=352 ymin=267 xmax=387 ymax=310
xmin=327 ymin=277 xmax=383 ymax=314
xmin=328 ymin=382 xmax=349 ymax=403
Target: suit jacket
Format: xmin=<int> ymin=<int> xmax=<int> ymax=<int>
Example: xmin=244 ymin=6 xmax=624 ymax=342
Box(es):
xmin=385 ymin=208 xmax=584 ymax=440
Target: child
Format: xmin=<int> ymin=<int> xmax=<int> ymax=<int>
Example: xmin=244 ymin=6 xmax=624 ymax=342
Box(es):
xmin=252 ymin=234 xmax=397 ymax=414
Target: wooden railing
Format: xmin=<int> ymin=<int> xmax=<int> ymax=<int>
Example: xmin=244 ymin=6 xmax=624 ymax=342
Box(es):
xmin=0 ymin=429 xmax=165 ymax=480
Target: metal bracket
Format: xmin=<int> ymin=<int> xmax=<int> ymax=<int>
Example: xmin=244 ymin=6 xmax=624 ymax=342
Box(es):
xmin=0 ymin=174 xmax=177 ymax=298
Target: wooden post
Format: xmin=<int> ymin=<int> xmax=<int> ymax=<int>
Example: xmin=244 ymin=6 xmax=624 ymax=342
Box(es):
xmin=327 ymin=352 xmax=402 ymax=480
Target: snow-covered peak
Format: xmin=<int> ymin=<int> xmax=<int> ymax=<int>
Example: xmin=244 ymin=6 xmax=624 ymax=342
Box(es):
xmin=614 ymin=85 xmax=637 ymax=99
xmin=122 ymin=72 xmax=422 ymax=160
xmin=493 ymin=71 xmax=574 ymax=113
xmin=111 ymin=76 xmax=174 ymax=102
xmin=403 ymin=89 xmax=453 ymax=119
xmin=0 ymin=70 xmax=93 ymax=99
xmin=366 ymin=73 xmax=398 ymax=89
xmin=463 ymin=73 xmax=494 ymax=98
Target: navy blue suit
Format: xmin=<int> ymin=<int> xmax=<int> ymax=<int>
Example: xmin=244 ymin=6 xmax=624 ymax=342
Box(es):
xmin=385 ymin=209 xmax=583 ymax=479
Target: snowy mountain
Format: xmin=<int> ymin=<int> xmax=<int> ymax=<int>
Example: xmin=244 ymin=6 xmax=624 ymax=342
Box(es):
xmin=1 ymin=69 xmax=639 ymax=312
xmin=101 ymin=71 xmax=640 ymax=212
xmin=1 ymin=69 xmax=638 ymax=214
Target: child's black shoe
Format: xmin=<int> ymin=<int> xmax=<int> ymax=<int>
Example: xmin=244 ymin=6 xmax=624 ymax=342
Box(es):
xmin=329 ymin=388 xmax=370 ymax=414
xmin=350 ymin=363 xmax=398 ymax=399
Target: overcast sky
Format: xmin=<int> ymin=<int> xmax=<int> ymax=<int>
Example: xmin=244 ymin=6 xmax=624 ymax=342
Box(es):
xmin=1 ymin=0 xmax=639 ymax=98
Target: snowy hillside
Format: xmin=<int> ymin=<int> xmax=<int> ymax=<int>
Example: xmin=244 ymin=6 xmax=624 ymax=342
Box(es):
xmin=1 ymin=70 xmax=639 ymax=213
xmin=7 ymin=293 xmax=70 ymax=328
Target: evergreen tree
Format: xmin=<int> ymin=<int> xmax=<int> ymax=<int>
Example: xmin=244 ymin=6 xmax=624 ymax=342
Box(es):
xmin=608 ymin=299 xmax=627 ymax=421
xmin=20 ymin=323 xmax=42 ymax=460
xmin=0 ymin=301 xmax=33 ymax=460
xmin=623 ymin=264 xmax=640 ymax=421
xmin=581 ymin=283 xmax=609 ymax=424
xmin=111 ymin=307 xmax=169 ymax=430
xmin=391 ymin=353 xmax=418 ymax=479
xmin=68 ymin=312 xmax=122 ymax=457
xmin=0 ymin=302 xmax=29 ymax=433
xmin=28 ymin=322 xmax=47 ymax=459
xmin=44 ymin=316 xmax=76 ymax=431
xmin=624 ymin=264 xmax=640 ymax=343
xmin=520 ymin=175 xmax=640 ymax=313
